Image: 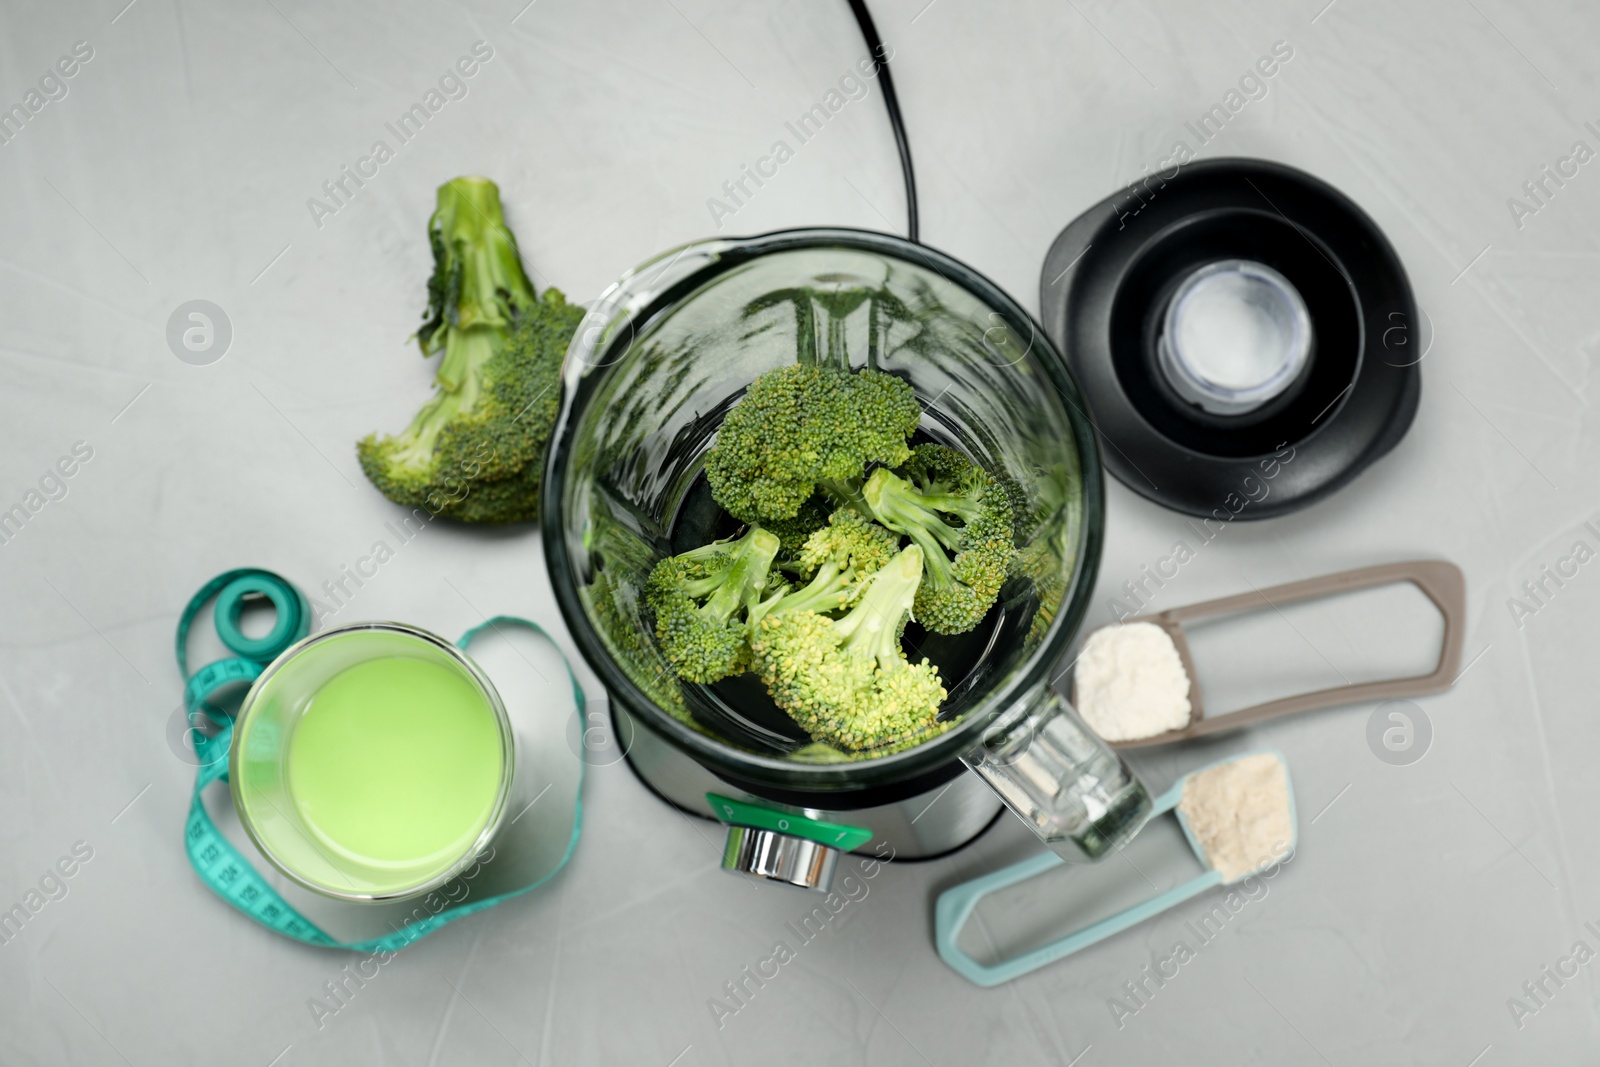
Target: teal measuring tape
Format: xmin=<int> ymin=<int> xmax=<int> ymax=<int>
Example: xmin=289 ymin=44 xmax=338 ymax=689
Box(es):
xmin=178 ymin=569 xmax=585 ymax=952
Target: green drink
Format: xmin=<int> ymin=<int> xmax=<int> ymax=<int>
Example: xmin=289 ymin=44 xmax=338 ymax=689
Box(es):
xmin=288 ymin=656 xmax=503 ymax=867
xmin=232 ymin=624 xmax=513 ymax=902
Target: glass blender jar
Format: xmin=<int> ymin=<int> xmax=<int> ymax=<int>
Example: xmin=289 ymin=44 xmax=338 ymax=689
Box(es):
xmin=542 ymin=229 xmax=1151 ymax=889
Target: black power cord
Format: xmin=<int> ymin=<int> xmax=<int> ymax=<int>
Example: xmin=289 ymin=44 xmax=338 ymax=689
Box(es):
xmin=846 ymin=0 xmax=919 ymax=242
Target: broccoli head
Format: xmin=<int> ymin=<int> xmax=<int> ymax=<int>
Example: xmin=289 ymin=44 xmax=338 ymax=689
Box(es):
xmin=794 ymin=507 xmax=899 ymax=589
xmin=357 ymin=176 xmax=580 ymax=523
xmin=646 ymin=526 xmax=781 ymax=683
xmin=861 ymin=443 xmax=1016 ymax=635
xmin=750 ymin=544 xmax=949 ymax=752
xmin=703 ymin=363 xmax=921 ymax=525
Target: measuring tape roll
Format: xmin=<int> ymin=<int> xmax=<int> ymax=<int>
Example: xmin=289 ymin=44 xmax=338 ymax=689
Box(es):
xmin=176 ymin=568 xmax=585 ymax=952
xmin=175 ymin=568 xmax=308 ymax=677
xmin=214 ymin=573 xmax=310 ymax=661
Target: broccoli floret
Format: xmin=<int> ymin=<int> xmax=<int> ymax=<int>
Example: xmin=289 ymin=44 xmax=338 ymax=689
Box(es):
xmin=358 ymin=176 xmax=580 ymax=523
xmin=796 ymin=507 xmax=900 ymax=577
xmin=860 ymin=444 xmax=1016 ymax=635
xmin=750 ymin=544 xmax=950 ymax=752
xmin=646 ymin=527 xmax=781 ymax=683
xmin=704 ymin=363 xmax=921 ymax=525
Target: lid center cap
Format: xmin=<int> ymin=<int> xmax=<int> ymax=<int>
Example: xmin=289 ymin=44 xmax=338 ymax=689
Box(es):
xmin=1158 ymin=259 xmax=1311 ymax=416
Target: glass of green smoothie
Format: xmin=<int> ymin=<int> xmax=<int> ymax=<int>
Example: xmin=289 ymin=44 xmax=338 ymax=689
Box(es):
xmin=230 ymin=623 xmax=515 ymax=902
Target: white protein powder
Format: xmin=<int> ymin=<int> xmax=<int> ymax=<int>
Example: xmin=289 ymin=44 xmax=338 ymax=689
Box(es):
xmin=1072 ymin=621 xmax=1192 ymax=741
xmin=1178 ymin=753 xmax=1293 ymax=882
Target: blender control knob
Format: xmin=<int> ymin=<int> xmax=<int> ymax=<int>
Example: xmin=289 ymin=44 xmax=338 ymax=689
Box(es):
xmin=720 ymin=825 xmax=840 ymax=892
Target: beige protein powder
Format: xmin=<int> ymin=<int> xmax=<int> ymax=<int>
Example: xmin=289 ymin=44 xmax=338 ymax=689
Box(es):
xmin=1178 ymin=753 xmax=1293 ymax=882
xmin=1072 ymin=621 xmax=1192 ymax=741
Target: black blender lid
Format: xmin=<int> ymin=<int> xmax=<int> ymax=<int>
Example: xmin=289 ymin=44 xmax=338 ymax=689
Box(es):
xmin=1040 ymin=157 xmax=1420 ymax=520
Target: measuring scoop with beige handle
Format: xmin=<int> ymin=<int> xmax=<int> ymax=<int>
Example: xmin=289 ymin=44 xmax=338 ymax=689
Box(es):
xmin=1089 ymin=560 xmax=1466 ymax=749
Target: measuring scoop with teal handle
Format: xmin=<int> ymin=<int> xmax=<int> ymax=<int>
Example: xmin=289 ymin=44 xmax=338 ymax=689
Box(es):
xmin=935 ymin=750 xmax=1297 ymax=987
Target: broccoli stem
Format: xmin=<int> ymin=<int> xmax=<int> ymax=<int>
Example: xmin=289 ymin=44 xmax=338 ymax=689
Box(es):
xmin=862 ymin=469 xmax=965 ymax=552
xmin=698 ymin=528 xmax=780 ymax=623
xmin=817 ymin=477 xmax=867 ymax=512
xmin=389 ymin=328 xmax=495 ymax=465
xmin=766 ymin=562 xmax=852 ymax=617
xmin=834 ymin=545 xmax=923 ymax=666
xmin=417 ymin=177 xmax=536 ymax=391
xmin=902 ymin=489 xmax=982 ymax=524
xmin=896 ymin=523 xmax=958 ymax=590
xmin=389 ymin=387 xmax=465 ymax=467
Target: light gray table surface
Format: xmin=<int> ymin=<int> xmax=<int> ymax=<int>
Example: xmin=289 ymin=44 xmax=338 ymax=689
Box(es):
xmin=4 ymin=0 xmax=1599 ymax=1063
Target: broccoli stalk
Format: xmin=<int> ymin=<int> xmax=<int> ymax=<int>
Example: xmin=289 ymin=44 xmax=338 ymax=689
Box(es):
xmin=358 ymin=176 xmax=581 ymax=523
xmin=646 ymin=526 xmax=781 ymax=684
xmin=408 ymin=177 xmax=534 ymax=450
xmin=831 ymin=546 xmax=922 ymax=665
xmin=861 ymin=444 xmax=1016 ymax=635
xmin=750 ymin=544 xmax=950 ymax=752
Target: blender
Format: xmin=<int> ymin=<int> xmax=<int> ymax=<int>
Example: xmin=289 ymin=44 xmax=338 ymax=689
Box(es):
xmin=541 ymin=228 xmax=1152 ymax=889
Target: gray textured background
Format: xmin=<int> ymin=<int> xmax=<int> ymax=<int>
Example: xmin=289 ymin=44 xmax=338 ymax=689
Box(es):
xmin=2 ymin=0 xmax=1597 ymax=1063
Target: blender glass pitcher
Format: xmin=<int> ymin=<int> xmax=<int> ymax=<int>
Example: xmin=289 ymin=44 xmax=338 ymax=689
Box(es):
xmin=542 ymin=228 xmax=1151 ymax=863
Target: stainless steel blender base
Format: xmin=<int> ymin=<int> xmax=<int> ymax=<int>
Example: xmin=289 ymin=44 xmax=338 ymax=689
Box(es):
xmin=616 ymin=704 xmax=1003 ymax=861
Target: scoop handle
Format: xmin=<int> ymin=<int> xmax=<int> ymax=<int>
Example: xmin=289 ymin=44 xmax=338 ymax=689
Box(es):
xmin=1117 ymin=560 xmax=1466 ymax=748
xmin=934 ymin=780 xmax=1218 ymax=986
xmin=937 ymin=750 xmax=1298 ymax=986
